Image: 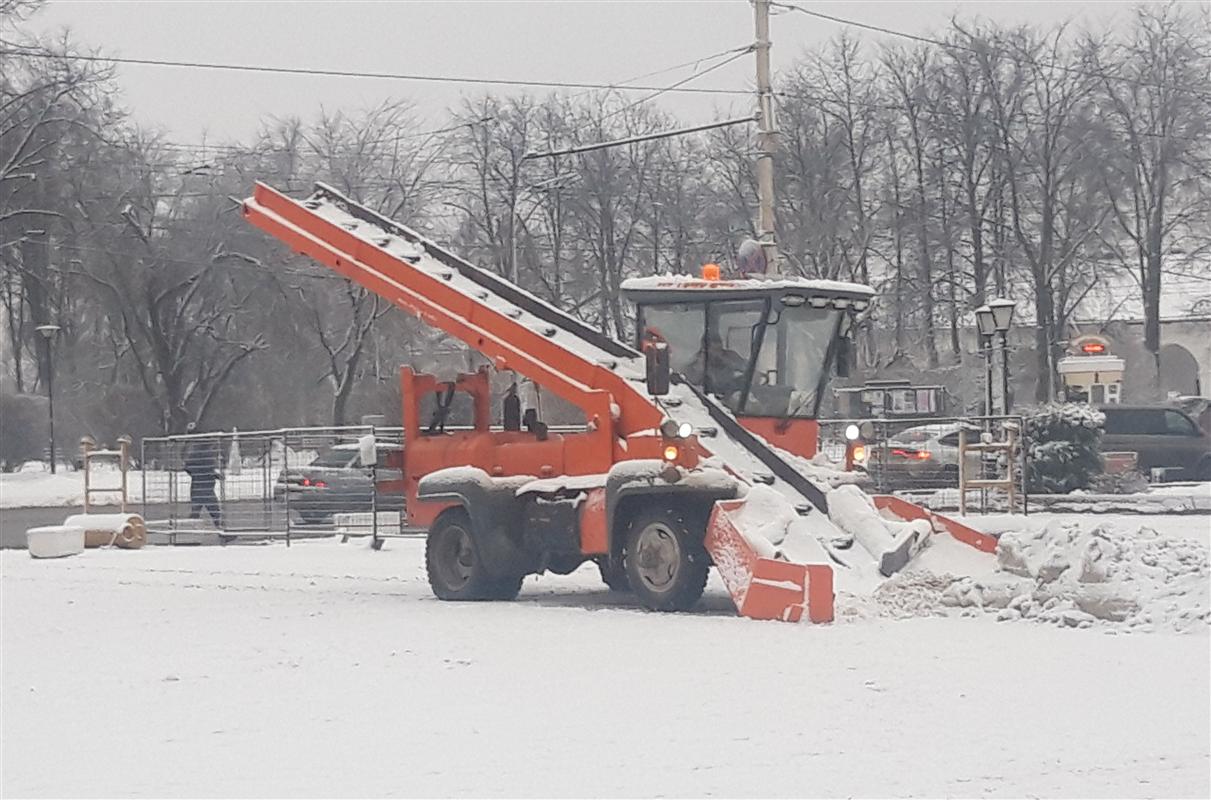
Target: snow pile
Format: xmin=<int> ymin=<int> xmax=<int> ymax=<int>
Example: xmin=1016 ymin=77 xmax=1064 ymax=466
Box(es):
xmin=941 ymin=521 xmax=1209 ymax=632
xmin=726 ymin=483 xmax=794 ymax=559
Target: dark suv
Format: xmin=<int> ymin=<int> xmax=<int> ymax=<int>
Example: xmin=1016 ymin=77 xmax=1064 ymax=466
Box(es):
xmin=1099 ymin=405 xmax=1211 ymax=481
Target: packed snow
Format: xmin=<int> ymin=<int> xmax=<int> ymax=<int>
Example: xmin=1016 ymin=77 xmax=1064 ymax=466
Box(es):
xmin=620 ymin=274 xmax=876 ymax=297
xmin=3 ymin=534 xmax=1208 ymax=798
xmin=0 ymin=449 xmax=322 ymax=509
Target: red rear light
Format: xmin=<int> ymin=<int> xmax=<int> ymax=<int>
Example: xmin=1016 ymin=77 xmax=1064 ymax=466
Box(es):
xmin=301 ymin=477 xmax=311 ymax=486
xmin=315 ymin=480 xmax=327 ymax=488
xmin=891 ymin=448 xmax=932 ymax=460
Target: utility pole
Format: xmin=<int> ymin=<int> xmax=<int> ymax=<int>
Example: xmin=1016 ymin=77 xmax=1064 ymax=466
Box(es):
xmin=754 ymin=0 xmax=779 ymax=275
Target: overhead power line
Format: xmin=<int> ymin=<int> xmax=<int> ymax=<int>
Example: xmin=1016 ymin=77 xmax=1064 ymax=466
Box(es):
xmin=598 ymin=46 xmax=754 ymax=122
xmin=523 ymin=116 xmax=755 ymax=160
xmin=4 ymin=46 xmax=749 ymax=97
xmin=576 ymin=43 xmax=754 ymax=98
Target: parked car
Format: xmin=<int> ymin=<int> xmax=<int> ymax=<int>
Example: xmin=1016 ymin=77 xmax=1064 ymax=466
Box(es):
xmin=860 ymin=423 xmax=986 ymax=487
xmin=1098 ymin=405 xmax=1211 ymax=481
xmin=274 ymin=442 xmax=404 ymax=524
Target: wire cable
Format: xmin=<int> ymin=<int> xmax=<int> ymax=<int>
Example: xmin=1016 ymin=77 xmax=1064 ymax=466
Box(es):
xmin=2 ymin=46 xmax=749 ymax=96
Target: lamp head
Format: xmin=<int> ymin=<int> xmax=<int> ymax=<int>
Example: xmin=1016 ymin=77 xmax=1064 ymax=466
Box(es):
xmin=988 ymin=298 xmax=1016 ymax=332
xmin=35 ymin=324 xmax=61 ymax=340
xmin=974 ymin=305 xmax=996 ymax=337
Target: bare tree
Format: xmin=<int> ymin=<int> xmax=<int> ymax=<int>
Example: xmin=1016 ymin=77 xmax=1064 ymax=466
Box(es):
xmin=1086 ymin=5 xmax=1211 ymax=389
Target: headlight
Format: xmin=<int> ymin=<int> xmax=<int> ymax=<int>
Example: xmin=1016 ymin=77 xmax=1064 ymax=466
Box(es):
xmin=660 ymin=419 xmax=693 ymax=439
xmin=845 ymin=423 xmax=861 ymax=441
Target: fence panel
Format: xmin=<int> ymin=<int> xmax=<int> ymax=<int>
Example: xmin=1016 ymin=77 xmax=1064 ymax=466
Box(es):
xmin=141 ymin=426 xmax=405 ymax=543
xmin=816 ymin=415 xmax=1027 ymax=512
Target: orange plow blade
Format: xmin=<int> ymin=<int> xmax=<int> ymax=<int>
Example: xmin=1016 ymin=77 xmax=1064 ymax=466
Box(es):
xmin=871 ymin=495 xmax=998 ymax=553
xmin=705 ymin=498 xmax=835 ymax=623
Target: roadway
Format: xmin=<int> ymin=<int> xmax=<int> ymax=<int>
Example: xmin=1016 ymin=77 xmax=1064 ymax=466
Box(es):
xmin=0 ymin=501 xmax=285 ymax=548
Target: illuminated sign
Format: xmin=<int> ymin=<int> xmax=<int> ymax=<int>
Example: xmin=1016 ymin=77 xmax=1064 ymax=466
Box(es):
xmin=1072 ymin=335 xmax=1111 ymax=357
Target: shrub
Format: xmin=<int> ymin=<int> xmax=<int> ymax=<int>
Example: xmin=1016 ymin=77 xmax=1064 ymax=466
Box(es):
xmin=1024 ymin=403 xmax=1105 ymax=494
xmin=0 ymin=392 xmax=46 ymax=470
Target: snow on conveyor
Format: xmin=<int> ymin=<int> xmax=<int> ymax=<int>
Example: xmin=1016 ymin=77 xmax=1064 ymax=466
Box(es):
xmin=295 ymin=185 xmax=883 ymax=589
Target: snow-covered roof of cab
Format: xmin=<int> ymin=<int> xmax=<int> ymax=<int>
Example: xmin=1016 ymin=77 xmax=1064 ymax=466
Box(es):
xmin=620 ymin=273 xmax=875 ymax=304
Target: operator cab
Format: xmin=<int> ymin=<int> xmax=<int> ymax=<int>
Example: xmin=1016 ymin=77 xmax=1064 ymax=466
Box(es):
xmin=622 ymin=270 xmax=873 ymax=456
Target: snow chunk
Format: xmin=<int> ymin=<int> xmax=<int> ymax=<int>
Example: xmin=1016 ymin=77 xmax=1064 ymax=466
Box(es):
xmin=828 ymin=484 xmax=933 ymax=563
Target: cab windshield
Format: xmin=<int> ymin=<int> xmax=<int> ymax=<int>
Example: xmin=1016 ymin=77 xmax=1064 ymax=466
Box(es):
xmin=640 ymin=297 xmax=842 ymax=418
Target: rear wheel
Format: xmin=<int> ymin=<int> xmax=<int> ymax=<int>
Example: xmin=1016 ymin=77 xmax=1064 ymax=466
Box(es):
xmin=597 ymin=557 xmax=631 ymax=593
xmin=624 ymin=506 xmax=708 ymax=612
xmin=297 ymin=509 xmax=332 ymax=525
xmin=1198 ymin=458 xmax=1211 ymax=482
xmin=425 ymin=509 xmax=521 ymax=601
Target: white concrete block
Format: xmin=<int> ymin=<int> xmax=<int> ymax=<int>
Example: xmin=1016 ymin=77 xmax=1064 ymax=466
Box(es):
xmin=27 ymin=525 xmax=85 ymax=559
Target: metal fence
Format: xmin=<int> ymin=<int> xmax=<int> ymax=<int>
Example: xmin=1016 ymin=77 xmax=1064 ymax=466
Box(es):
xmin=816 ymin=414 xmax=1028 ymax=513
xmin=140 ymin=426 xmax=407 ymax=546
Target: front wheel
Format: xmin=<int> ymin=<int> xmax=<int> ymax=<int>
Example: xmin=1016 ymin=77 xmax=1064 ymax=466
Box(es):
xmin=425 ymin=509 xmax=521 ymax=601
xmin=623 ymin=506 xmax=709 ymax=612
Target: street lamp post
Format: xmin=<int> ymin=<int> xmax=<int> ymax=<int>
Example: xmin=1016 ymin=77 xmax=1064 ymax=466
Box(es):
xmin=988 ymin=298 xmax=1016 ymax=414
xmin=974 ymin=305 xmax=996 ymax=427
xmin=35 ymin=323 xmax=61 ymax=473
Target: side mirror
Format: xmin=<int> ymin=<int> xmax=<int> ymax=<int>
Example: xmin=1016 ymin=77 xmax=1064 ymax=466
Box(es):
xmin=358 ymin=434 xmax=377 ymax=467
xmin=834 ymin=336 xmax=852 ymax=378
xmin=644 ymin=340 xmax=671 ymax=396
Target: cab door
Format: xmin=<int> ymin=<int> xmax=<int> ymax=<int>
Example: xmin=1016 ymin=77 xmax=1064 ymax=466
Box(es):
xmin=1161 ymin=410 xmax=1204 ymax=476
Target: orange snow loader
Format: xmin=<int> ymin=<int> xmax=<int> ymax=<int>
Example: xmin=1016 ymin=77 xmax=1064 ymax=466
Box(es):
xmin=243 ymin=182 xmax=955 ymax=622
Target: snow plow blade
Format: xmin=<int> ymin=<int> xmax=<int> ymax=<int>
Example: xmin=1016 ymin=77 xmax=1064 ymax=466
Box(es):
xmin=871 ymin=495 xmax=998 ymax=554
xmin=705 ymin=498 xmax=834 ymax=623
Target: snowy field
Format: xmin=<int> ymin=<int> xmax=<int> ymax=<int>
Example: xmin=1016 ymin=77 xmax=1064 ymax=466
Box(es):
xmin=3 ymin=528 xmax=1208 ymax=798
xmin=0 ymin=468 xmax=270 ymax=509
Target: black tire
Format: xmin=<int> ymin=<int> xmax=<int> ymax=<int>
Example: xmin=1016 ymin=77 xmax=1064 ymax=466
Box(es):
xmin=297 ymin=509 xmax=332 ymax=526
xmin=425 ymin=509 xmax=517 ymax=601
xmin=597 ymin=557 xmax=632 ymax=593
xmin=623 ymin=505 xmax=709 ymax=612
xmin=485 ymin=574 xmax=524 ymax=600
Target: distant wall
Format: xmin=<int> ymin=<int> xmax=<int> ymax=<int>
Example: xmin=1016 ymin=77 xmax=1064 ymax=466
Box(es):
xmin=842 ymin=316 xmax=1210 ymax=415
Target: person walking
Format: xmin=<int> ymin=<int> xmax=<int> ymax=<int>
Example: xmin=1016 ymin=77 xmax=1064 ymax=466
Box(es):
xmin=183 ymin=426 xmax=223 ymax=528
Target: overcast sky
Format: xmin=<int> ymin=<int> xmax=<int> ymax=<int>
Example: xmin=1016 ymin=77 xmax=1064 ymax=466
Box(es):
xmin=27 ymin=0 xmax=1139 ymax=146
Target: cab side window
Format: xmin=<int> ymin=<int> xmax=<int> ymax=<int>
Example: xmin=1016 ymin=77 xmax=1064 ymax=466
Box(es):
xmin=1103 ymin=409 xmax=1164 ymax=435
xmin=1163 ymin=411 xmax=1197 ymax=436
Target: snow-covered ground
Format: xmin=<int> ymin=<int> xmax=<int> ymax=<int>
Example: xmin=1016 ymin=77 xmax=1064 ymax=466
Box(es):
xmin=3 ymin=532 xmax=1208 ymax=798
xmin=0 ymin=451 xmax=324 ymax=509
xmin=0 ymin=467 xmax=275 ymax=509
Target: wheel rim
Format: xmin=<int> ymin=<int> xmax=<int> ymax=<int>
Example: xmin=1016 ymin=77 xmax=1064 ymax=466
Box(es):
xmin=633 ymin=521 xmax=681 ymax=592
xmin=436 ymin=524 xmax=475 ymax=590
